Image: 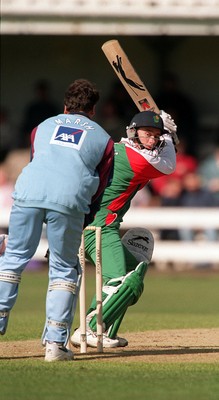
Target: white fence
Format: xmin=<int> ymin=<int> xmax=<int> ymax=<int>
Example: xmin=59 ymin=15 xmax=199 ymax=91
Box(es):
xmin=122 ymin=207 xmax=219 ymax=265
xmin=1 ymin=0 xmax=219 ymax=35
xmin=1 ymin=206 xmax=219 ymax=266
xmin=2 ymin=0 xmax=219 ymax=17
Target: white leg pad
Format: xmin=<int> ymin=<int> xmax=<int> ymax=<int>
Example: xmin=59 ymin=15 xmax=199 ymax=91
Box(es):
xmin=122 ymin=228 xmax=154 ymax=263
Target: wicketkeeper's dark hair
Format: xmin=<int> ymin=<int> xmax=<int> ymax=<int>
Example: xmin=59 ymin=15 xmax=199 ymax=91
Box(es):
xmin=64 ymin=79 xmax=100 ymax=113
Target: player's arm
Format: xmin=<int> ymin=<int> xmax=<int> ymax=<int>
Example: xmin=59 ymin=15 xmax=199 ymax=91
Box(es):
xmin=30 ymin=127 xmax=38 ymax=160
xmin=92 ymin=138 xmax=114 ymax=202
xmin=148 ymin=134 xmax=177 ymax=175
xmin=84 ymin=138 xmax=114 ymax=227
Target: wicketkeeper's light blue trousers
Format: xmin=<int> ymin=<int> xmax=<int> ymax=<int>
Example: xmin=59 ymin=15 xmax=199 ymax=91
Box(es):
xmin=0 ymin=204 xmax=83 ymax=344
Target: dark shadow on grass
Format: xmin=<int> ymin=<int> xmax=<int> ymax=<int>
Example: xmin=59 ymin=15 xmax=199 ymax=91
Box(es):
xmin=0 ymin=354 xmax=45 ymax=360
xmin=74 ymin=347 xmax=219 ymax=361
xmin=1 ymin=347 xmax=219 ymax=361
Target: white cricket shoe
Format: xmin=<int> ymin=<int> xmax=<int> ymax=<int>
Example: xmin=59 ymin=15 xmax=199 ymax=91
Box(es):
xmin=45 ymin=341 xmax=74 ymax=362
xmin=71 ymin=328 xmax=120 ymax=348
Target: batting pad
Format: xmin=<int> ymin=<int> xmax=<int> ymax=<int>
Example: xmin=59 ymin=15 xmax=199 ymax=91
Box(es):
xmin=89 ymin=262 xmax=147 ymax=332
xmin=122 ymin=228 xmax=154 ymax=263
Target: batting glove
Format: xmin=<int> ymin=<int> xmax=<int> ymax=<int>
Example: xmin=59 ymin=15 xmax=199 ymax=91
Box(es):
xmin=160 ymin=110 xmax=179 ymax=145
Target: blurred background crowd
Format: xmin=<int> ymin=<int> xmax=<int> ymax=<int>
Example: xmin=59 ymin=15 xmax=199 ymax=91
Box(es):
xmin=1 ymin=73 xmax=219 ymax=247
xmin=1 ymin=1 xmax=219 ymax=269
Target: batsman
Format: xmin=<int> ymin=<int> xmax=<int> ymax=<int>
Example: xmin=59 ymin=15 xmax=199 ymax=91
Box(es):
xmin=71 ymin=109 xmax=178 ymax=348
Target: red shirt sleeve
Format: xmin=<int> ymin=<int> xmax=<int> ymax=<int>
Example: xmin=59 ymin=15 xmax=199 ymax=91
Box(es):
xmin=30 ymin=127 xmax=38 ymax=160
xmin=93 ymin=138 xmax=114 ymax=202
xmin=83 ymin=138 xmax=114 ymax=227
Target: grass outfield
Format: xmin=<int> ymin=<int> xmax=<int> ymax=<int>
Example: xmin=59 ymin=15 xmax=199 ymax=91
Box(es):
xmin=0 ymin=267 xmax=219 ymax=400
xmin=1 ymin=362 xmax=219 ymax=400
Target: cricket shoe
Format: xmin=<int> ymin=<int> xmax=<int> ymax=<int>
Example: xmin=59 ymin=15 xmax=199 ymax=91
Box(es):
xmin=0 ymin=234 xmax=8 ymax=256
xmin=114 ymin=336 xmax=128 ymax=347
xmin=71 ymin=327 xmax=120 ymax=348
xmin=0 ymin=311 xmax=10 ymax=335
xmin=45 ymin=341 xmax=74 ymax=362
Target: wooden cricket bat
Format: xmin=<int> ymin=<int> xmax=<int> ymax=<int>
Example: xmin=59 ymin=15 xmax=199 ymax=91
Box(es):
xmin=101 ymin=39 xmax=160 ymax=113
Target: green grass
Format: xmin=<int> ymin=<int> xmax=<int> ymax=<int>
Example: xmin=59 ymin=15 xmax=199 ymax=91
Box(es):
xmin=124 ymin=271 xmax=219 ymax=331
xmin=1 ymin=267 xmax=219 ymax=400
xmin=1 ymin=362 xmax=219 ymax=400
xmin=3 ymin=267 xmax=219 ymax=340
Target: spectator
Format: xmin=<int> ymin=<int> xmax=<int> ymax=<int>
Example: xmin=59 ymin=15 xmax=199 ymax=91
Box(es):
xmin=150 ymin=138 xmax=198 ymax=197
xmin=0 ymin=149 xmax=30 ymax=234
xmin=97 ymin=80 xmax=137 ymax=141
xmin=131 ymin=185 xmax=152 ymax=208
xmin=198 ymin=142 xmax=219 ymax=206
xmin=19 ymin=79 xmax=59 ymax=148
xmin=105 ymin=81 xmax=137 ymax=122
xmin=0 ymin=107 xmax=17 ymax=162
xmin=159 ymin=178 xmax=183 ymax=240
xmin=178 ymin=172 xmax=217 ymax=242
xmin=97 ymin=97 xmax=124 ymax=142
xmin=156 ymin=72 xmax=198 ymax=156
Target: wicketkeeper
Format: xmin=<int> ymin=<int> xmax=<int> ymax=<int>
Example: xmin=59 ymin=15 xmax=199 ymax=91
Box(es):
xmin=71 ymin=110 xmax=178 ymax=348
xmin=0 ymin=79 xmax=114 ymax=362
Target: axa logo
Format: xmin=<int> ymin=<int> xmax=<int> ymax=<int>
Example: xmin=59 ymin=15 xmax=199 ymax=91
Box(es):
xmin=50 ymin=126 xmax=87 ymax=149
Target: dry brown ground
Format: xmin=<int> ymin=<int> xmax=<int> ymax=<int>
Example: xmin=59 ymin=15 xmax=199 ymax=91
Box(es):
xmin=1 ymin=328 xmax=219 ymax=363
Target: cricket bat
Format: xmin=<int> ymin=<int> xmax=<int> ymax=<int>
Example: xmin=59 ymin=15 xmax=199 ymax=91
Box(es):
xmin=101 ymin=39 xmax=160 ymax=113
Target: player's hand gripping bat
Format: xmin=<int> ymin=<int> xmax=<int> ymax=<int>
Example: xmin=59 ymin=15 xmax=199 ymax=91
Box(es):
xmin=101 ymin=39 xmax=179 ymax=144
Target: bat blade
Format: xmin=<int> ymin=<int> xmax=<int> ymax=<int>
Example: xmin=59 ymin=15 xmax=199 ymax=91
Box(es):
xmin=101 ymin=39 xmax=159 ymax=113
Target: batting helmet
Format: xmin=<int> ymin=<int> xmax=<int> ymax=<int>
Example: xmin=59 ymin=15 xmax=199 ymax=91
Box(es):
xmin=128 ymin=111 xmax=164 ymax=132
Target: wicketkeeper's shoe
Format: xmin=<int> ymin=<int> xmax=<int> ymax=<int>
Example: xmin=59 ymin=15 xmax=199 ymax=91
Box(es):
xmin=71 ymin=327 xmax=120 ymax=348
xmin=0 ymin=311 xmax=9 ymax=335
xmin=45 ymin=341 xmax=74 ymax=362
xmin=0 ymin=234 xmax=8 ymax=256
